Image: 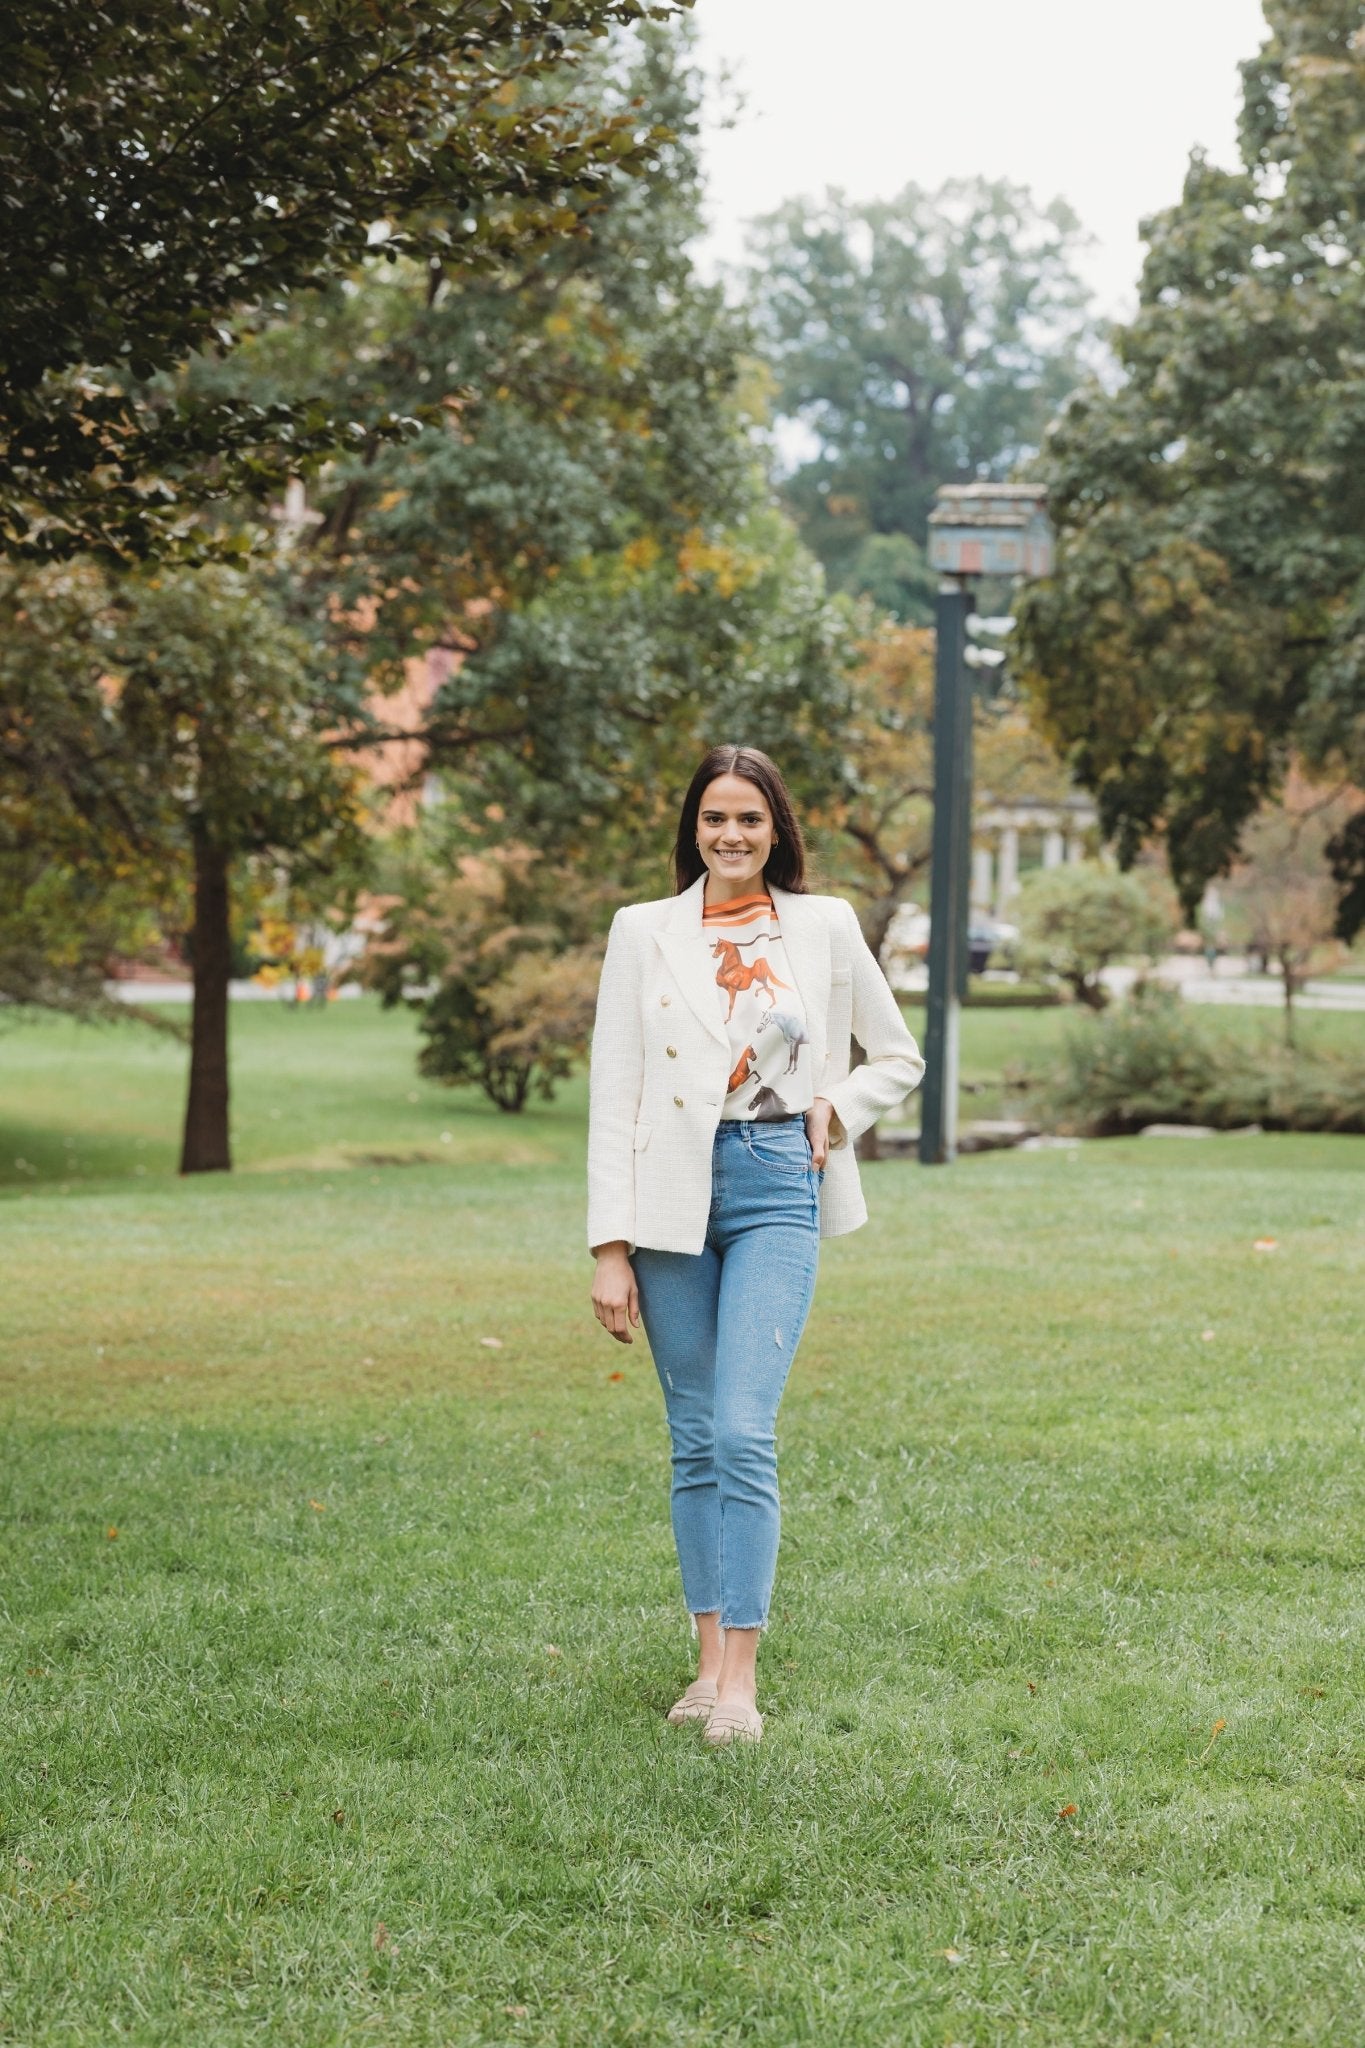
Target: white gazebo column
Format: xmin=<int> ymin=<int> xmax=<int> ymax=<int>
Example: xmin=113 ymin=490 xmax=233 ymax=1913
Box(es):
xmin=1042 ymin=827 xmax=1065 ymax=869
xmin=995 ymin=826 xmax=1020 ymax=915
xmin=971 ymin=843 xmax=994 ymax=912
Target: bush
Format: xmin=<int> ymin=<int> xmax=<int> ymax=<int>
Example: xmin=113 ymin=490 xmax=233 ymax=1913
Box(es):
xmin=1024 ymin=987 xmax=1365 ymax=1135
xmin=1014 ymin=861 xmax=1176 ymax=1008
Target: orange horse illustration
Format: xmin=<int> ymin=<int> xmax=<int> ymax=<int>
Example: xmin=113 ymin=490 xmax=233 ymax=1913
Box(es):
xmin=711 ymin=937 xmax=792 ymax=1021
xmin=727 ymin=1043 xmax=758 ymax=1093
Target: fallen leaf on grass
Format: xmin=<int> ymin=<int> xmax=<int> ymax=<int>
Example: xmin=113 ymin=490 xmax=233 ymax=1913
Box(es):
xmin=309 ymin=1500 xmax=326 ymax=1513
xmin=332 ymin=1808 xmax=345 ymax=1826
xmin=1026 ymin=1681 xmax=1037 ymax=1694
xmin=1300 ymin=1685 xmax=1326 ymax=1698
xmin=16 ymin=1856 xmax=34 ymax=1872
xmin=504 ymin=2007 xmax=529 ymax=2020
xmin=1253 ymin=1238 xmax=1279 ymax=1252
xmin=1057 ymin=1802 xmax=1078 ymax=1819
xmin=479 ymin=1336 xmax=504 ymax=1349
xmin=940 ymin=1948 xmax=965 ymax=1964
xmin=545 ymin=1645 xmax=561 ymax=1657
xmin=1200 ymin=1329 xmax=1216 ymax=1343
xmin=1195 ymin=1718 xmax=1227 ymax=1764
xmin=106 ymin=1526 xmax=119 ymax=1541
xmin=373 ymin=1922 xmax=391 ymax=1953
xmin=608 ymin=1370 xmax=624 ymax=1382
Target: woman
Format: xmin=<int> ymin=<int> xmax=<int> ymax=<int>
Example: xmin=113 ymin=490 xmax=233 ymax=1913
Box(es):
xmin=587 ymin=745 xmax=925 ymax=1745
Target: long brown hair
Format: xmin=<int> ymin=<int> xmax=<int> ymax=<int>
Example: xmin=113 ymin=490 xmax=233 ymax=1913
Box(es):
xmin=672 ymin=745 xmax=808 ymax=896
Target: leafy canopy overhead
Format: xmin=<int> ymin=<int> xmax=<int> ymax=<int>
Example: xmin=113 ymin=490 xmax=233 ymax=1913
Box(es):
xmin=228 ymin=25 xmax=857 ymax=832
xmin=1014 ymin=0 xmax=1365 ymax=922
xmin=744 ymin=179 xmax=1093 ymax=621
xmin=0 ymin=0 xmax=692 ymax=560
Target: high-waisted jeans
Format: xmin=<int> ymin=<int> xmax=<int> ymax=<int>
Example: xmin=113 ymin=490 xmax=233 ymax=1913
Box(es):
xmin=632 ymin=1118 xmax=822 ymax=1631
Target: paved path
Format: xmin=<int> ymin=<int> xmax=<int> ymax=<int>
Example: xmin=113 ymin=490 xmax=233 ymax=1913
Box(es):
xmin=1103 ymin=958 xmax=1365 ymax=1011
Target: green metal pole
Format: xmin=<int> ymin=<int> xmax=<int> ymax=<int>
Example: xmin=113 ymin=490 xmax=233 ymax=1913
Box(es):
xmin=919 ymin=581 xmax=972 ymax=1166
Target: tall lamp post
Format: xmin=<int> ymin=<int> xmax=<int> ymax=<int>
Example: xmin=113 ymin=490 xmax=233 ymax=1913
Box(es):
xmin=918 ymin=484 xmax=1054 ymax=1166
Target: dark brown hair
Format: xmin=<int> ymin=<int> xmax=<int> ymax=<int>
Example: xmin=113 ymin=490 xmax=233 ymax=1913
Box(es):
xmin=673 ymin=744 xmax=808 ymax=895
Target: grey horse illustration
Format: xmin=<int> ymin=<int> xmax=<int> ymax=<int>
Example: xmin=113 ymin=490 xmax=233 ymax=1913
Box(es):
xmin=756 ymin=1007 xmax=809 ymax=1076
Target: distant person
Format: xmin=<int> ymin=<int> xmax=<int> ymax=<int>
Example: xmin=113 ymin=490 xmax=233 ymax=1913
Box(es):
xmin=586 ymin=744 xmax=925 ymax=1745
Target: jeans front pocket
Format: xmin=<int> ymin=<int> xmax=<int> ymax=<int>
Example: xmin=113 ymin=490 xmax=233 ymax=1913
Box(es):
xmin=747 ymin=1125 xmax=815 ymax=1178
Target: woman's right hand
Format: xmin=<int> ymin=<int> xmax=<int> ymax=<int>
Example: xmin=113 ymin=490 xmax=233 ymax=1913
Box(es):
xmin=591 ymin=1244 xmax=640 ymax=1345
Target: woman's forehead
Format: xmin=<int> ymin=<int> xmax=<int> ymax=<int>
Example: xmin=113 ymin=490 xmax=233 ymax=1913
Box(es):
xmin=699 ymin=774 xmax=770 ymax=812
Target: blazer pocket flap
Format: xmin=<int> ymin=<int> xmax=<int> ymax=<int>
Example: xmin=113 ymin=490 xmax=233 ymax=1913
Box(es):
xmin=633 ymin=1121 xmax=652 ymax=1152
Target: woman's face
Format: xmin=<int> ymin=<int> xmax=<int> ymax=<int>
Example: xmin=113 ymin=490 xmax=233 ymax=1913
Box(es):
xmin=695 ymin=774 xmax=775 ymax=894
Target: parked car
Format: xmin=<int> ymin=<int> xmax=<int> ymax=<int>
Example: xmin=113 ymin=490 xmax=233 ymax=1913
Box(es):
xmin=969 ymin=916 xmax=1018 ymax=973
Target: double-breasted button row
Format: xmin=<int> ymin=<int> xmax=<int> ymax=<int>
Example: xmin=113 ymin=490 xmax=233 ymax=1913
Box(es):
xmin=666 ymin=1045 xmax=677 ymax=1058
xmin=674 ymin=1094 xmax=684 ymax=1107
xmin=660 ymin=994 xmax=671 ymax=1006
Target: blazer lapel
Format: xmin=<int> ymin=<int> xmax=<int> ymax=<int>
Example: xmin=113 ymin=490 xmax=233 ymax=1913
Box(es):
xmin=655 ymin=874 xmax=728 ymax=1050
xmin=771 ymin=887 xmax=831 ymax=1063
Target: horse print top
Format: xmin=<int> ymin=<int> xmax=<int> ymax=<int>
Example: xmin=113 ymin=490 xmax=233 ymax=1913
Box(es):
xmin=703 ymin=891 xmax=814 ymax=1122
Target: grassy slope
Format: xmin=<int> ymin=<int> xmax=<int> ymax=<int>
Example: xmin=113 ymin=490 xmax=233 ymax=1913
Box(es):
xmin=3 ymin=1003 xmax=1365 ymax=2045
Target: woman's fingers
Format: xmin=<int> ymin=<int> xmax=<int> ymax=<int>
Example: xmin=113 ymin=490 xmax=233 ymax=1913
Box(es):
xmin=591 ymin=1288 xmax=635 ymax=1342
xmin=628 ymin=1284 xmax=640 ymax=1328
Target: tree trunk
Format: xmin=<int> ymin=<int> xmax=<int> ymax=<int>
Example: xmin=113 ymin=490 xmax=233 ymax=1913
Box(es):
xmin=1279 ymin=945 xmax=1297 ymax=1050
xmin=180 ymin=832 xmax=233 ymax=1174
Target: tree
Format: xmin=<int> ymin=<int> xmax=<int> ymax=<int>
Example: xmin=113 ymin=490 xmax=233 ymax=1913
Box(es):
xmin=364 ymin=834 xmax=608 ymax=1112
xmin=816 ymin=621 xmax=1075 ymax=959
xmin=1014 ymin=862 xmax=1176 ymax=1009
xmin=1014 ymin=0 xmax=1365 ymax=923
xmin=1219 ymin=768 xmax=1359 ymax=1042
xmin=230 ymin=24 xmax=858 ymax=836
xmin=1 ymin=0 xmax=692 ymax=561
xmin=744 ymin=180 xmax=1094 ymax=620
xmin=111 ymin=570 xmax=368 ymax=1170
xmin=0 ymin=562 xmax=182 ymax=1022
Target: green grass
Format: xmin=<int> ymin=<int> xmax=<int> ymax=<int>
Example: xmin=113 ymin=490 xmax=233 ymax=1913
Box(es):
xmin=4 ymin=1002 xmax=1365 ymax=2044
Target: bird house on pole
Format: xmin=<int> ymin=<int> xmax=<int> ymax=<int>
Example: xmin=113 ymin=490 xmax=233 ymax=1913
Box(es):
xmin=927 ymin=484 xmax=1053 ymax=581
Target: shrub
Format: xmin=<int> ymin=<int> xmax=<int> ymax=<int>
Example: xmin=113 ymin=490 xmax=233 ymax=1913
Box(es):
xmin=1014 ymin=861 xmax=1177 ymax=1008
xmin=1025 ymin=987 xmax=1365 ymax=1135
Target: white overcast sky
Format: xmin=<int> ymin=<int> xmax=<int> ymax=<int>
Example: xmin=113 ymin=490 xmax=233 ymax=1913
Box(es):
xmin=692 ymin=0 xmax=1270 ymax=318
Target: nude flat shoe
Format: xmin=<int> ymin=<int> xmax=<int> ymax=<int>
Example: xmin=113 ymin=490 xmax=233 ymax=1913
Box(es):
xmin=703 ymin=1700 xmax=763 ymax=1746
xmin=666 ymin=1678 xmax=718 ymax=1726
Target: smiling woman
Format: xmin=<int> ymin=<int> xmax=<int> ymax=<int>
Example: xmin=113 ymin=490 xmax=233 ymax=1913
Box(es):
xmin=585 ymin=741 xmax=925 ymax=1746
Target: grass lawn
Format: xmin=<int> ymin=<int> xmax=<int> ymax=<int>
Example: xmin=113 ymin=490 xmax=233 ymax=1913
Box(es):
xmin=4 ymin=1001 xmax=1365 ymax=2045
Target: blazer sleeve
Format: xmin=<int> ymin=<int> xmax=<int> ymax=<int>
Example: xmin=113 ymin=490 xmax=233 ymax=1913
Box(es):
xmin=821 ymin=898 xmax=926 ymax=1147
xmin=586 ymin=907 xmax=645 ymax=1254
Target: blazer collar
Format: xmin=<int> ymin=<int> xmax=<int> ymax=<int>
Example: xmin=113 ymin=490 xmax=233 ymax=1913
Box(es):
xmin=770 ymin=886 xmax=831 ymax=1038
xmin=655 ymin=874 xmax=727 ymax=1047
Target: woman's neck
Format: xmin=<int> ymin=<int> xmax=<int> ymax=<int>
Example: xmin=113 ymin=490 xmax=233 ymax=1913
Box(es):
xmin=702 ymin=874 xmax=770 ymax=909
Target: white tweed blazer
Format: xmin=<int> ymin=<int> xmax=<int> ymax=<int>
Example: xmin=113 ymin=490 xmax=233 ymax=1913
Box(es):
xmin=587 ymin=874 xmax=926 ymax=1256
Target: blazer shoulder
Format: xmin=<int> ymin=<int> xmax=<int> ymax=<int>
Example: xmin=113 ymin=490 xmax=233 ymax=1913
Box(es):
xmin=609 ymin=894 xmax=676 ymax=934
xmin=792 ymin=891 xmax=860 ymax=926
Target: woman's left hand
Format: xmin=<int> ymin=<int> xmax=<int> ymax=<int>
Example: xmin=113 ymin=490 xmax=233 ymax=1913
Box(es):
xmin=805 ymin=1096 xmax=835 ymax=1170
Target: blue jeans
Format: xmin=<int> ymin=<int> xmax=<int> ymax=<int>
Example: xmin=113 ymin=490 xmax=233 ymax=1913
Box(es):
xmin=632 ymin=1119 xmax=822 ymax=1631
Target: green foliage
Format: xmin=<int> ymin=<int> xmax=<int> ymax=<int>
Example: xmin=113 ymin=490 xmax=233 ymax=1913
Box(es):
xmin=0 ymin=564 xmax=159 ymax=1014
xmin=1031 ymin=985 xmax=1365 ymax=1134
xmin=1015 ymin=0 xmax=1365 ymax=918
xmin=1014 ymin=861 xmax=1176 ymax=1007
xmin=113 ymin=568 xmax=367 ymax=878
xmin=745 ymin=180 xmax=1094 ymax=620
xmin=364 ymin=835 xmax=607 ymax=1112
xmin=234 ymin=26 xmax=859 ymax=842
xmin=1 ymin=0 xmax=692 ymax=560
